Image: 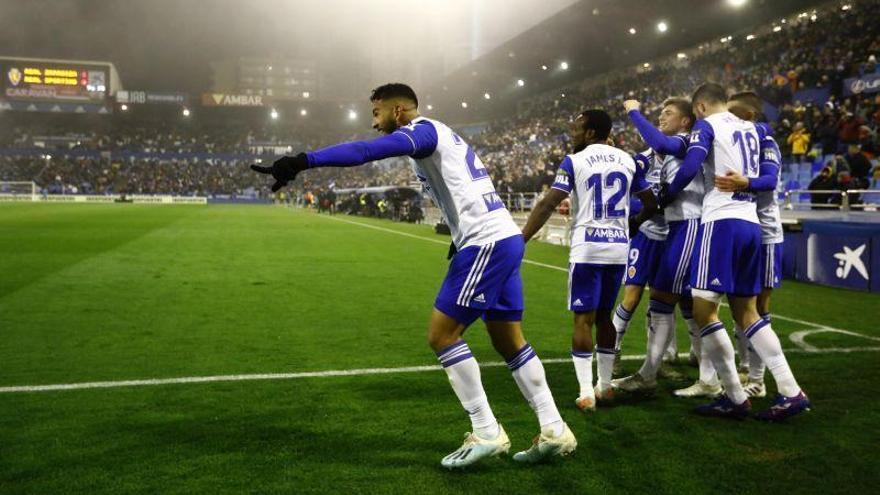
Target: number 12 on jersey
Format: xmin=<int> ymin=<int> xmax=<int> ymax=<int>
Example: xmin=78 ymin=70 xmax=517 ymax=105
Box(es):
xmin=585 ymin=172 xmax=628 ymax=219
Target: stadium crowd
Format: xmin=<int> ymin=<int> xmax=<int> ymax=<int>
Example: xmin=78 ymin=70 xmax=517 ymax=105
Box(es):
xmin=1 ymin=0 xmax=879 ymax=199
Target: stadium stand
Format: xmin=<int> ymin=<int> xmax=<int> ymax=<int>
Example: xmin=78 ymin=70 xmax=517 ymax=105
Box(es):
xmin=1 ymin=0 xmax=878 ymax=204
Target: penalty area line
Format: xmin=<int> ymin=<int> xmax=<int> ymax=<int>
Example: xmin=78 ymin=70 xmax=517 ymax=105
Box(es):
xmin=2 ymin=347 xmax=878 ymax=394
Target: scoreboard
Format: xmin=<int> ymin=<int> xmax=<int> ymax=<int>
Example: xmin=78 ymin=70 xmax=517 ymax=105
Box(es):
xmin=2 ymin=58 xmax=109 ymax=104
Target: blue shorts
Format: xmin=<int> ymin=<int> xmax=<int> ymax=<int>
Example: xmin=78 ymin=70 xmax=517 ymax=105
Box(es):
xmin=690 ymin=219 xmax=762 ymax=297
xmin=435 ymin=235 xmax=525 ymax=326
xmin=624 ymin=232 xmax=664 ymax=287
xmin=653 ymin=219 xmax=700 ymax=295
xmin=568 ymin=263 xmax=626 ymax=312
xmin=760 ymin=242 xmax=783 ymax=289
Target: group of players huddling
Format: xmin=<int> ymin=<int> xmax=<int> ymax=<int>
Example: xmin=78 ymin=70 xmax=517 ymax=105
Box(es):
xmin=252 ymin=81 xmax=810 ymax=469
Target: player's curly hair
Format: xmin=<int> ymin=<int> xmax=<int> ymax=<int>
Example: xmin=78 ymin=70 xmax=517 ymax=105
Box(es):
xmin=370 ymin=83 xmax=419 ymax=107
xmin=579 ymin=109 xmax=612 ymax=141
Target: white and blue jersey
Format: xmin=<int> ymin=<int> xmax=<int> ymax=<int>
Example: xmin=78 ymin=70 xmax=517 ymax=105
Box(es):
xmin=305 ymin=116 xmax=523 ymax=325
xmin=626 ymin=110 xmax=703 ymax=296
xmin=551 ymin=143 xmax=649 ymax=265
xmin=623 ymin=151 xmax=666 ymax=287
xmin=552 ymin=143 xmax=649 ymax=312
xmin=687 ymin=112 xmax=761 ymax=225
xmin=667 ymin=111 xmax=763 ymax=296
xmin=755 ymin=125 xmax=784 ymax=245
xmin=307 ymin=116 xmax=520 ymax=250
xmin=634 ymin=150 xmax=668 ymax=241
xmin=754 ymin=123 xmax=784 ymax=288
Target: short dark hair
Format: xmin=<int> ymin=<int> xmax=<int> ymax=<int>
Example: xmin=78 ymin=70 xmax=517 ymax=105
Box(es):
xmin=729 ymin=91 xmax=763 ymax=115
xmin=580 ymin=109 xmax=612 ymax=141
xmin=691 ymin=82 xmax=728 ymax=106
xmin=662 ymin=97 xmax=696 ymax=128
xmin=370 ymin=83 xmax=418 ymax=107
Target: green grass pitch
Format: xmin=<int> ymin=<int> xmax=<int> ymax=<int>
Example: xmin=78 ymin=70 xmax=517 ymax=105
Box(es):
xmin=1 ymin=203 xmax=879 ymax=494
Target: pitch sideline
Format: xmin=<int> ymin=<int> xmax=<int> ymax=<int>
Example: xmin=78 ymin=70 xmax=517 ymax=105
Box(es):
xmin=4 ymin=212 xmax=875 ymax=395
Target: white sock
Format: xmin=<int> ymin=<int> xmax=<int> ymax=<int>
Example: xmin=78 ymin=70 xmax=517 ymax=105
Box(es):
xmin=664 ymin=315 xmax=679 ymax=357
xmin=748 ymin=314 xmax=769 ymax=381
xmin=596 ymin=347 xmax=617 ymax=390
xmin=638 ymin=299 xmax=674 ymax=380
xmin=686 ymin=317 xmax=718 ymax=385
xmin=508 ymin=343 xmax=564 ymax=436
xmin=748 ymin=344 xmax=765 ymax=382
xmin=436 ymin=340 xmax=499 ymax=439
xmin=684 ymin=311 xmax=718 ymax=385
xmin=571 ymin=349 xmax=594 ymax=398
xmin=700 ymin=322 xmax=748 ymax=404
xmin=612 ymin=304 xmax=634 ymax=352
xmin=744 ymin=319 xmax=801 ymax=397
xmin=734 ymin=324 xmax=750 ymax=369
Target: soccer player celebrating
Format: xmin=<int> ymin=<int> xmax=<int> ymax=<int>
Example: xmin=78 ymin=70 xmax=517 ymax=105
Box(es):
xmin=718 ymin=91 xmax=787 ymax=400
xmin=659 ymin=83 xmax=810 ymax=420
xmin=609 ymin=102 xmax=674 ymax=373
xmin=251 ymin=83 xmax=576 ymax=467
xmin=610 ymin=98 xmax=720 ymax=396
xmin=521 ymin=109 xmax=655 ymax=411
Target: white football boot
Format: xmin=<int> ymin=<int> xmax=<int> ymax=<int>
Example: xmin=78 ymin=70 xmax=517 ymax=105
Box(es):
xmin=673 ymin=380 xmax=723 ymax=398
xmin=441 ymin=425 xmax=511 ymax=469
xmin=742 ymin=378 xmax=767 ymax=398
xmin=575 ymin=394 xmax=596 ymax=412
xmin=612 ymin=373 xmax=657 ymax=393
xmin=512 ymin=423 xmax=577 ymax=463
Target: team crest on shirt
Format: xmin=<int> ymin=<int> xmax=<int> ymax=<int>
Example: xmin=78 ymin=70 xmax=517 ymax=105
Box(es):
xmin=628 ymin=266 xmax=637 ymax=278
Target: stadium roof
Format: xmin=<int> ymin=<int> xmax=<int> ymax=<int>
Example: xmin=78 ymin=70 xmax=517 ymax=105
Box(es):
xmin=428 ymin=0 xmax=830 ymax=121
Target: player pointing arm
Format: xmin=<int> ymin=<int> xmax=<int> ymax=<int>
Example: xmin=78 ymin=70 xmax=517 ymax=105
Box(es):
xmin=252 ymin=83 xmax=577 ymax=468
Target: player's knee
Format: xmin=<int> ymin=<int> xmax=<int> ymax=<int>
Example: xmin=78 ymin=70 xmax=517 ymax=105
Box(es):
xmin=595 ymin=309 xmax=613 ymax=326
xmin=649 ymin=288 xmax=678 ymax=306
xmin=573 ymin=311 xmax=596 ymax=330
xmin=427 ymin=327 xmax=457 ymax=352
xmin=622 ymin=288 xmax=642 ymax=309
xmin=692 ymin=288 xmax=723 ymax=304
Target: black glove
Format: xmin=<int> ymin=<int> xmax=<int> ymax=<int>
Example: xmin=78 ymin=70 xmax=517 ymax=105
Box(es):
xmin=654 ymin=182 xmax=671 ymax=210
xmin=447 ymin=242 xmax=457 ymax=260
xmin=628 ymin=215 xmax=642 ymax=239
xmin=250 ymin=153 xmax=309 ymax=192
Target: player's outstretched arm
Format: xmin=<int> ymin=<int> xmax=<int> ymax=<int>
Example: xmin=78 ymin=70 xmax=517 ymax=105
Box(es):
xmin=522 ymin=156 xmax=573 ymax=242
xmin=250 ymin=123 xmax=438 ymax=191
xmin=624 ymin=101 xmax=687 ymax=158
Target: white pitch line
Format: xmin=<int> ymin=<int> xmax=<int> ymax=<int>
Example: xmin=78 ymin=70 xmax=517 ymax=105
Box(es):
xmin=6 ymin=213 xmax=870 ymax=395
xmin=789 ymin=328 xmax=880 ymax=352
xmin=3 ymin=347 xmax=879 ymax=394
xmin=323 ymin=214 xmax=569 ymax=273
xmin=317 ymin=214 xmax=851 ymax=332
